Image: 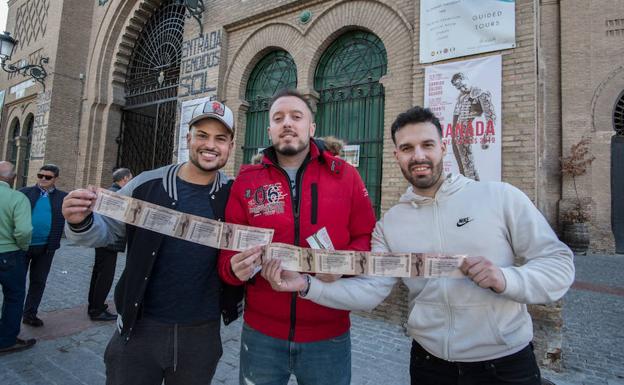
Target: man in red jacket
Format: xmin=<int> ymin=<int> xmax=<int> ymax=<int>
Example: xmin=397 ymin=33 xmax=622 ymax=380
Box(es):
xmin=219 ymin=88 xmax=376 ymax=385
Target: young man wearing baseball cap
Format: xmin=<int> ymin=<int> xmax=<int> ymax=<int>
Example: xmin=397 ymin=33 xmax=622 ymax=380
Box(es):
xmin=62 ymin=101 xmax=241 ymax=385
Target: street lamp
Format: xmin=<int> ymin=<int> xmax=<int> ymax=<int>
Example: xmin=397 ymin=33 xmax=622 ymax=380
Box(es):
xmin=184 ymin=0 xmax=205 ymax=36
xmin=0 ymin=31 xmax=49 ymax=91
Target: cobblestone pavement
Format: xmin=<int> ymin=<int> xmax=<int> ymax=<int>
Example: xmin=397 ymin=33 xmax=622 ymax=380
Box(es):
xmin=0 ymin=241 xmax=622 ymax=385
xmin=544 ymin=254 xmax=624 ymax=385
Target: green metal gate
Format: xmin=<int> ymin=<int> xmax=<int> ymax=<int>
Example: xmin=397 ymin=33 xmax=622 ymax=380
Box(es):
xmin=243 ymin=51 xmax=297 ymax=163
xmin=314 ymin=31 xmax=387 ymax=215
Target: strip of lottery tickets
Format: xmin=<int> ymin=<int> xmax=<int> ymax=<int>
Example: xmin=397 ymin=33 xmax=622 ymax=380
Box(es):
xmin=93 ymin=188 xmax=273 ymax=252
xmin=92 ymin=189 xmax=466 ymax=278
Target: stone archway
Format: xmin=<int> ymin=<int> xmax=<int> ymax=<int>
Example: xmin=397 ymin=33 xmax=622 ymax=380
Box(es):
xmin=6 ymin=117 xmax=20 ymax=164
xmin=18 ymin=113 xmax=34 ymax=187
xmin=314 ymin=30 xmax=387 ymax=215
xmin=222 ymin=23 xmax=306 ymax=173
xmin=117 ymin=1 xmax=186 ymax=176
xmin=222 ymin=0 xmax=413 ymax=193
xmin=76 ymin=0 xmax=177 ymax=187
xmin=586 ymin=66 xmax=624 ymax=252
xmin=2 ymin=99 xmax=36 ymax=186
xmin=242 ymin=50 xmax=297 ymax=164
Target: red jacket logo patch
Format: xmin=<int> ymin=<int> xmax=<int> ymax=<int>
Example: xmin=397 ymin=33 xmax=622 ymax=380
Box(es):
xmin=248 ymin=183 xmax=286 ymax=217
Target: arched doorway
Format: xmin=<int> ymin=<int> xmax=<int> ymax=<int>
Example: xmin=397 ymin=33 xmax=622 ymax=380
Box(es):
xmin=20 ymin=114 xmax=34 ymax=187
xmin=7 ymin=117 xmax=19 ymax=165
xmin=612 ymin=90 xmax=624 ymax=253
xmin=116 ymin=0 xmax=185 ymax=175
xmin=6 ymin=117 xmax=23 ymax=187
xmin=314 ymin=30 xmax=387 ymax=215
xmin=243 ymin=50 xmax=297 ymax=163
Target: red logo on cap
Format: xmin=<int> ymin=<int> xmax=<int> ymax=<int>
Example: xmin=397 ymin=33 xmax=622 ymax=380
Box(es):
xmin=212 ymin=102 xmax=225 ymax=116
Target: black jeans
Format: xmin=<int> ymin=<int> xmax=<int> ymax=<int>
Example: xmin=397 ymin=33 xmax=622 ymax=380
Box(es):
xmin=88 ymin=247 xmax=118 ymax=315
xmin=104 ymin=318 xmax=222 ymax=385
xmin=23 ymin=245 xmax=55 ymax=318
xmin=410 ymin=341 xmax=541 ymax=385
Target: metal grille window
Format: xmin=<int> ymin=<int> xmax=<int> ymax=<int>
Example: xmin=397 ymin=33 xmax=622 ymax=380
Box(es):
xmin=314 ymin=30 xmax=387 ymax=216
xmin=243 ymin=50 xmax=297 ymax=163
xmin=614 ymin=90 xmax=624 ymax=136
xmin=117 ymin=0 xmax=185 ymax=175
xmin=125 ymin=1 xmax=185 ymax=106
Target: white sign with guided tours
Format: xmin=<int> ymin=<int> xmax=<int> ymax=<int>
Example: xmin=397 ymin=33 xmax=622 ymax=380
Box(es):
xmin=419 ymin=0 xmax=516 ymax=63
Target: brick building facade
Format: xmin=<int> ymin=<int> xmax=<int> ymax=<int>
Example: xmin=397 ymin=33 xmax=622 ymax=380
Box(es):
xmin=1 ymin=0 xmax=623 ymax=372
xmin=0 ymin=0 xmax=92 ymax=189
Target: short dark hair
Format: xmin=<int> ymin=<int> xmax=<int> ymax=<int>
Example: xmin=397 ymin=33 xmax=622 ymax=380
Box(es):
xmin=112 ymin=168 xmax=132 ymax=183
xmin=40 ymin=164 xmax=60 ymax=177
xmin=269 ymin=88 xmax=314 ymax=116
xmin=390 ymin=106 xmax=443 ymax=144
xmin=451 ymin=73 xmax=465 ymax=83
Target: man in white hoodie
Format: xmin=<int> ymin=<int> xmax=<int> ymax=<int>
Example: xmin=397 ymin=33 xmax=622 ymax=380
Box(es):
xmin=261 ymin=106 xmax=575 ymax=385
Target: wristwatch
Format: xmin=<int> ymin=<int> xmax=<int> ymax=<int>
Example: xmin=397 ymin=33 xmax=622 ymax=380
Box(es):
xmin=299 ymin=274 xmax=311 ymax=297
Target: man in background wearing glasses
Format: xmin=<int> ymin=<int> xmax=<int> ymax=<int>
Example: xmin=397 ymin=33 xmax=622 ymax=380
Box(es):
xmin=19 ymin=164 xmax=68 ymax=327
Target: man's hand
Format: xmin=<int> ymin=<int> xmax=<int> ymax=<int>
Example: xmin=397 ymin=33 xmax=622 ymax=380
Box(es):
xmin=261 ymin=259 xmax=307 ymax=292
xmin=62 ymin=188 xmax=97 ymax=224
xmin=460 ymin=256 xmax=506 ymax=293
xmin=230 ymin=246 xmax=263 ymax=282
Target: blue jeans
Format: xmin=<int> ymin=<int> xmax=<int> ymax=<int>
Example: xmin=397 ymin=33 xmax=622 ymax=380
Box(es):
xmin=240 ymin=323 xmax=351 ymax=385
xmin=0 ymin=250 xmax=27 ymax=348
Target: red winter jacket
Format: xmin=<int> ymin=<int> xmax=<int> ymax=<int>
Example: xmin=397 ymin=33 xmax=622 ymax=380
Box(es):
xmin=218 ymin=140 xmax=376 ymax=342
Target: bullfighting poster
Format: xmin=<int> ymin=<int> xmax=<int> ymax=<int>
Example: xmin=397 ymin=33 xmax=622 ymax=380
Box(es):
xmin=424 ymin=55 xmax=502 ymax=181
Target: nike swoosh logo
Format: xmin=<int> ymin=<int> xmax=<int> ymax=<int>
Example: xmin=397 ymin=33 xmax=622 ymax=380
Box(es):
xmin=456 ymin=218 xmax=473 ymax=227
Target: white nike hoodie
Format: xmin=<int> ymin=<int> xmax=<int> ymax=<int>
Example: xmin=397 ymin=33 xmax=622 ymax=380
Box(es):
xmin=306 ymin=174 xmax=575 ymax=362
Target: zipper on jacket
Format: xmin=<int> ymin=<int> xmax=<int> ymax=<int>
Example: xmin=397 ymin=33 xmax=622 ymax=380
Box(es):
xmin=271 ymin=157 xmax=310 ymax=342
xmin=434 ymin=198 xmax=453 ymax=361
xmin=311 ymin=183 xmax=318 ymax=224
xmin=443 ymin=277 xmax=453 ymax=361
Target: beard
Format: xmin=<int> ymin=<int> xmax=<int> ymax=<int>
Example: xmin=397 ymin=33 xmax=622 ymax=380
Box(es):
xmin=275 ymin=139 xmax=309 ymax=157
xmin=401 ymin=159 xmax=444 ymax=190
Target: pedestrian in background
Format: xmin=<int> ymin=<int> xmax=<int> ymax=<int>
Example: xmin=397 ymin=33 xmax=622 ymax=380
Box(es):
xmin=20 ymin=164 xmax=68 ymax=327
xmin=87 ymin=168 xmax=133 ymax=321
xmin=0 ymin=161 xmax=34 ymax=355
